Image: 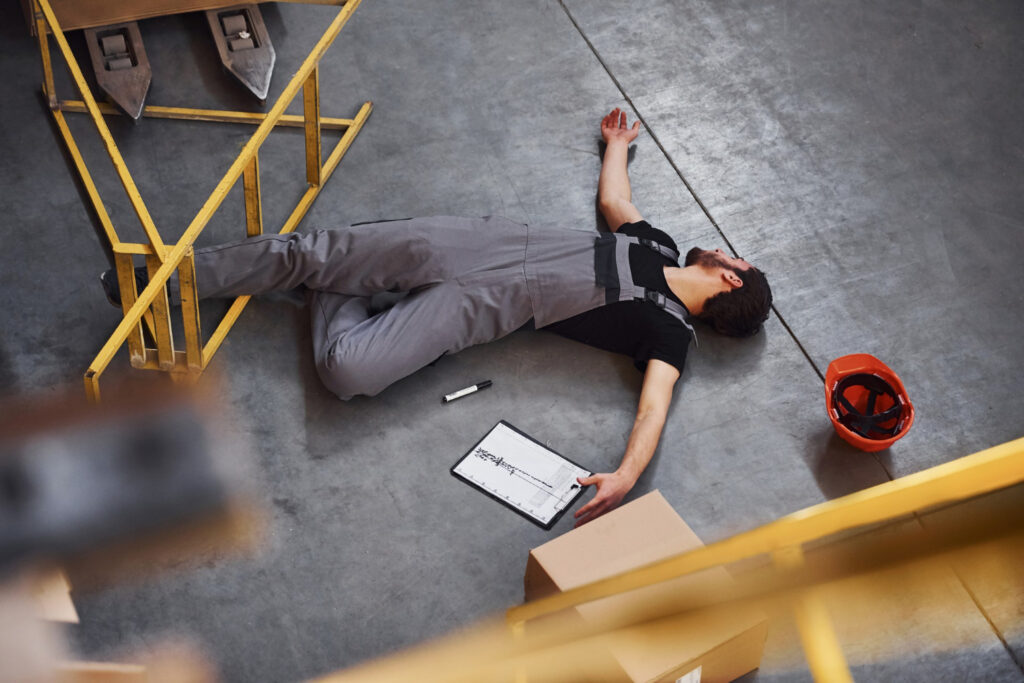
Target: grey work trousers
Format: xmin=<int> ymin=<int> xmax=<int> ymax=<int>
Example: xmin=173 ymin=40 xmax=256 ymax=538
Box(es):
xmin=193 ymin=216 xmax=537 ymax=399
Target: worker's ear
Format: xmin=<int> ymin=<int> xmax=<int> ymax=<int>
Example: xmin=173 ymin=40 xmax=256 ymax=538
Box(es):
xmin=721 ymin=269 xmax=743 ymax=289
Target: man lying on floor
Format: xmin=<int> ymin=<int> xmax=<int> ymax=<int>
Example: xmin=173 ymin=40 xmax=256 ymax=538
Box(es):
xmin=101 ymin=109 xmax=773 ymax=525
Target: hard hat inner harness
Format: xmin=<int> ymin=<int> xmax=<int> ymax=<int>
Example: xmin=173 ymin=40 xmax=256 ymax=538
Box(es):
xmin=833 ymin=373 xmax=906 ymax=440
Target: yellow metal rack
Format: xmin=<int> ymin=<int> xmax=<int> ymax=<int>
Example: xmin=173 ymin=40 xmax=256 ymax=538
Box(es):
xmin=29 ymin=0 xmax=371 ymax=400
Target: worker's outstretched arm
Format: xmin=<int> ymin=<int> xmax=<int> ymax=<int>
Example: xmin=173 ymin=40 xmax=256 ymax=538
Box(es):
xmin=574 ymin=359 xmax=679 ymax=526
xmin=598 ymin=108 xmax=644 ymax=231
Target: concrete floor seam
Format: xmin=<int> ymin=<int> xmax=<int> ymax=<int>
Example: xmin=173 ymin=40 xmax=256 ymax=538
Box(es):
xmin=915 ymin=507 xmax=1023 ymax=675
xmin=951 ymin=556 xmax=1024 ymax=674
xmin=556 ymin=0 xmax=828 ymax=387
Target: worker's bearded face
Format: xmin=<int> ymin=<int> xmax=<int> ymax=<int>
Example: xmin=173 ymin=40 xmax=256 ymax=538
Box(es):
xmin=684 ymin=247 xmax=727 ymax=269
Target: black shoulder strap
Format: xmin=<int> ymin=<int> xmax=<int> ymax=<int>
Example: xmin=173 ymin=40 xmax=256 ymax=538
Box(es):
xmin=619 ymin=235 xmax=697 ymax=347
xmin=638 ymin=290 xmax=698 ymax=348
xmin=637 ymin=237 xmax=680 ymax=262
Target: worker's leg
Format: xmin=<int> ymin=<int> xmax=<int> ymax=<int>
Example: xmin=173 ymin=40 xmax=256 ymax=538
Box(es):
xmin=194 ymin=216 xmax=528 ymax=300
xmin=310 ymin=272 xmax=533 ymax=400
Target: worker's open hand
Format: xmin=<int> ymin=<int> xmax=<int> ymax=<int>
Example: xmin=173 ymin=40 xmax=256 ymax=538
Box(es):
xmin=601 ymin=108 xmax=641 ymax=145
xmin=573 ymin=471 xmax=633 ymax=527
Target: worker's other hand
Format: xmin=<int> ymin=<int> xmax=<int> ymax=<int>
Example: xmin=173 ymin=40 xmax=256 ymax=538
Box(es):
xmin=573 ymin=471 xmax=633 ymax=527
xmin=601 ymin=108 xmax=641 ymax=145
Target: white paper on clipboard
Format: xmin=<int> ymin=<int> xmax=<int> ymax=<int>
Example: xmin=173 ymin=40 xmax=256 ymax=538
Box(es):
xmin=452 ymin=422 xmax=591 ymax=528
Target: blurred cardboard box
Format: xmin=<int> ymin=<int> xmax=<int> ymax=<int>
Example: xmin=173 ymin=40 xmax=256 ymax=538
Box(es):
xmin=524 ymin=491 xmax=767 ymax=682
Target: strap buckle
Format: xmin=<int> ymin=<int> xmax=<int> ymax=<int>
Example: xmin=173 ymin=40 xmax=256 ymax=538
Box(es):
xmin=643 ymin=290 xmax=667 ymax=307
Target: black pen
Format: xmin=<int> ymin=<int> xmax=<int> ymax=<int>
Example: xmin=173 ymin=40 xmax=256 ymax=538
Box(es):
xmin=443 ymin=380 xmax=493 ymax=403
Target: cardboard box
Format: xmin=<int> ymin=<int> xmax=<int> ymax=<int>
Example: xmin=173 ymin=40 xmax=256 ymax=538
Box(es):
xmin=524 ymin=491 xmax=767 ymax=683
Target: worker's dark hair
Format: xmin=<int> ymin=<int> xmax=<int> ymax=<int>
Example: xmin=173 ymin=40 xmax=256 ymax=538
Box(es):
xmin=698 ymin=267 xmax=772 ymax=337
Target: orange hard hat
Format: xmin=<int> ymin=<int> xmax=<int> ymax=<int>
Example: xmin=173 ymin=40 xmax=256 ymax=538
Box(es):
xmin=824 ymin=353 xmax=914 ymax=452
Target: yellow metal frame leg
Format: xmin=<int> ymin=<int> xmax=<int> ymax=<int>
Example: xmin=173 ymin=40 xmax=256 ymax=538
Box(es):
xmin=113 ymin=252 xmax=147 ymax=368
xmin=304 ymin=66 xmax=323 ymax=187
xmin=145 ymin=254 xmax=176 ymax=371
xmin=178 ymin=248 xmax=204 ymax=373
xmin=243 ymin=153 xmax=263 ymax=237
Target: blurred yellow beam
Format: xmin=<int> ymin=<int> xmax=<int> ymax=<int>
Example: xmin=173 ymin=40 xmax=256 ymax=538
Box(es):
xmin=319 ymin=521 xmax=1024 ymax=682
xmin=775 ymin=547 xmax=853 ymax=683
xmin=508 ymin=436 xmax=1024 ymax=625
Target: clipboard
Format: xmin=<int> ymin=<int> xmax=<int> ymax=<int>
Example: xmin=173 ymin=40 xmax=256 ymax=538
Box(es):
xmin=451 ymin=421 xmax=591 ymax=530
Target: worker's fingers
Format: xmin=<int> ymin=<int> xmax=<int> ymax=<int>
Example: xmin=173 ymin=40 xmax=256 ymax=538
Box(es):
xmin=632 ymin=121 xmax=640 ymax=133
xmin=574 ymin=489 xmax=606 ymax=518
xmin=618 ymin=110 xmax=627 ymax=128
xmin=574 ymin=501 xmax=608 ymax=527
xmin=574 ymin=477 xmax=612 ymax=522
xmin=574 ymin=498 xmax=598 ymax=518
xmin=575 ymin=505 xmax=599 ymax=524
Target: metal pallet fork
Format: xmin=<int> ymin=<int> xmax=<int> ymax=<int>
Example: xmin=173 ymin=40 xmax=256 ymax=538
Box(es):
xmin=206 ymin=4 xmax=276 ymax=101
xmin=28 ymin=0 xmax=371 ymax=400
xmin=83 ymin=22 xmax=151 ymax=119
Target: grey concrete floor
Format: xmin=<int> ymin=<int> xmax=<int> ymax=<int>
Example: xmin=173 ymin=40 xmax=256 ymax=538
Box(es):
xmin=1 ymin=0 xmax=1022 ymax=680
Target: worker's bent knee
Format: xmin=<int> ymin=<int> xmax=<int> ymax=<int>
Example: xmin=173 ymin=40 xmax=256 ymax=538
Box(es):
xmin=314 ymin=351 xmax=389 ymax=401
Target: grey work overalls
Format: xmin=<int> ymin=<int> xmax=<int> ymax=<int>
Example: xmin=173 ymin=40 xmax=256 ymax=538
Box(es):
xmin=191 ymin=216 xmax=693 ymax=399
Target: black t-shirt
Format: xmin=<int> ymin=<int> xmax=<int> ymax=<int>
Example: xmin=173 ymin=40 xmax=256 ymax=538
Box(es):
xmin=545 ymin=221 xmax=692 ymax=373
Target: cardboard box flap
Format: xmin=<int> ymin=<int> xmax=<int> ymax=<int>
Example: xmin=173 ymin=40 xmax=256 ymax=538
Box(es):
xmin=529 ymin=491 xmax=702 ymax=591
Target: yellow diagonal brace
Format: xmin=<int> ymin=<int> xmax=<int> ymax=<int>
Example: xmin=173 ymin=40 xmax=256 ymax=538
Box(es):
xmin=35 ymin=0 xmax=165 ymax=253
xmin=507 ymin=435 xmax=1024 ymax=625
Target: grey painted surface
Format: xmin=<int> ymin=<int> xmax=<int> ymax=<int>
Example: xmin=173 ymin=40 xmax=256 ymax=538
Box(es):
xmin=0 ymin=0 xmax=1021 ymax=680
